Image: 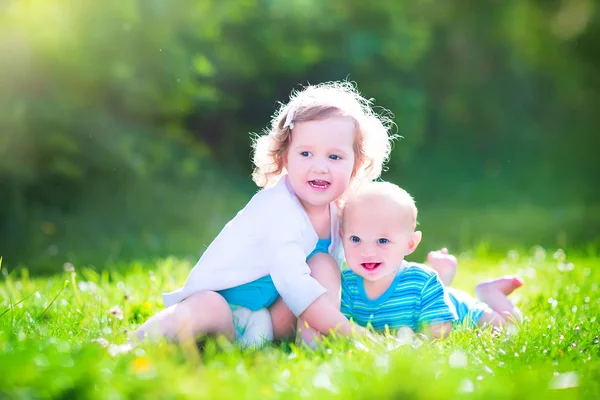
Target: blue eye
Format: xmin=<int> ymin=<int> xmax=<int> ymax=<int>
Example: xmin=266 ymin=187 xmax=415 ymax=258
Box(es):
xmin=329 ymin=154 xmax=341 ymax=160
xmin=350 ymin=236 xmax=361 ymax=243
xmin=378 ymin=238 xmax=389 ymax=244
xmin=300 ymin=151 xmax=311 ymax=157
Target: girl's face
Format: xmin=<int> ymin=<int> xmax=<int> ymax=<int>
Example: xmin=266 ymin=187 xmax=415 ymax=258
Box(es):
xmin=284 ymin=116 xmax=356 ymax=212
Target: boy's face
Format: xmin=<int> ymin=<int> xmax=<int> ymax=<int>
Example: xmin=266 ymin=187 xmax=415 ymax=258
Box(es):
xmin=341 ymin=194 xmax=421 ymax=283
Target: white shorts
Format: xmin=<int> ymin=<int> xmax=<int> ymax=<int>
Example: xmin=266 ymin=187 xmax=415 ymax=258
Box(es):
xmin=230 ymin=305 xmax=274 ymax=347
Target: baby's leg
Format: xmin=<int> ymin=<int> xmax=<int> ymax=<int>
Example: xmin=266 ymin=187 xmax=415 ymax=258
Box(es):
xmin=269 ymin=296 xmax=297 ymax=340
xmin=476 ymin=308 xmax=506 ymax=328
xmin=134 ymin=291 xmax=235 ymax=343
xmin=427 ymin=248 xmax=457 ymax=287
xmin=297 ymin=252 xmax=341 ymax=346
xmin=474 ymin=276 xmax=524 ymax=325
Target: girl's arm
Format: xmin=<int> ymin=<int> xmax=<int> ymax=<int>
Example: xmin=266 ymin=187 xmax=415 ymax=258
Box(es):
xmin=269 ymin=227 xmax=362 ymax=336
xmin=301 ymin=294 xmax=354 ymax=335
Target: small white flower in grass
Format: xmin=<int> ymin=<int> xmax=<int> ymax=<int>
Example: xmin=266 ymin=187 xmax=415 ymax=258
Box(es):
xmin=558 ymin=262 xmax=574 ymax=272
xmin=108 ymin=343 xmax=134 ymax=357
xmin=63 ymin=263 xmax=75 ymax=273
xmin=235 ymin=362 xmax=248 ymax=377
xmin=375 ymin=354 xmax=390 ymax=373
xmin=524 ymin=266 xmax=536 ymax=278
xmin=79 ymin=281 xmax=97 ymax=293
xmin=507 ymin=323 xmax=519 ymax=336
xmin=108 ymin=306 xmax=124 ymax=320
xmin=549 ymin=372 xmax=579 ymax=390
xmin=410 ymin=332 xmax=426 ymax=349
xmin=449 ymin=350 xmax=468 ymax=368
xmin=583 ymin=268 xmax=591 ymax=277
xmin=352 ymin=340 xmax=370 ymax=352
xmin=396 ymin=326 xmax=414 ymax=346
xmin=553 ymin=249 xmax=565 ymax=261
xmin=458 ymin=378 xmax=474 ymax=393
xmin=533 ymin=246 xmax=546 ymax=262
xmin=92 ymin=337 xmax=109 ymax=347
xmin=507 ymin=250 xmax=519 ymax=261
xmin=313 ymin=364 xmax=338 ymax=393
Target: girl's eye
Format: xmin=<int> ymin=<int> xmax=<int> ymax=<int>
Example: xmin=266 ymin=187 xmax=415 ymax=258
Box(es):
xmin=350 ymin=236 xmax=361 ymax=243
xmin=329 ymin=154 xmax=341 ymax=160
xmin=378 ymin=238 xmax=389 ymax=244
xmin=300 ymin=151 xmax=311 ymax=157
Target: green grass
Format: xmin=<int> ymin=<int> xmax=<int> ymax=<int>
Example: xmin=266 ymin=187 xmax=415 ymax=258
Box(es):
xmin=1 ymin=248 xmax=599 ymax=399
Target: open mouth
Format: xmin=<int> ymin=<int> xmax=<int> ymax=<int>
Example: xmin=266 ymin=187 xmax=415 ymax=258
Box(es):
xmin=361 ymin=262 xmax=382 ymax=271
xmin=308 ymin=180 xmax=330 ymax=190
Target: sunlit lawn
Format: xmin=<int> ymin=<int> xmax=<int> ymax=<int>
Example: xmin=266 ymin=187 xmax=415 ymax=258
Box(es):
xmin=0 ymin=248 xmax=599 ymax=399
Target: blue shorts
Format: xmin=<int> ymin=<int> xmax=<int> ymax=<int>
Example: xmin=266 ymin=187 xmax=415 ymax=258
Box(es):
xmin=448 ymin=288 xmax=489 ymax=329
xmin=217 ymin=238 xmax=333 ymax=311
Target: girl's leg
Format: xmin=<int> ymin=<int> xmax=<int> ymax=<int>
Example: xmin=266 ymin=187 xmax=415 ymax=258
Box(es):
xmin=427 ymin=248 xmax=457 ymax=287
xmin=296 ymin=252 xmax=341 ymax=346
xmin=474 ymin=276 xmax=524 ymax=324
xmin=134 ymin=291 xmax=235 ymax=343
xmin=269 ymin=296 xmax=297 ymax=340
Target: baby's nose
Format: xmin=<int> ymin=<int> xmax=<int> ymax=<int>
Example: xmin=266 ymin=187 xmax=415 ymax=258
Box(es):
xmin=360 ymin=247 xmax=376 ymax=258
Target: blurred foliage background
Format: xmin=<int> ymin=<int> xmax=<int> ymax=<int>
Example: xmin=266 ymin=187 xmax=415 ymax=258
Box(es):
xmin=1 ymin=0 xmax=598 ymax=273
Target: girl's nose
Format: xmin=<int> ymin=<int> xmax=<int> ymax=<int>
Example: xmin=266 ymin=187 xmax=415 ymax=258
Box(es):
xmin=312 ymin=158 xmax=329 ymax=173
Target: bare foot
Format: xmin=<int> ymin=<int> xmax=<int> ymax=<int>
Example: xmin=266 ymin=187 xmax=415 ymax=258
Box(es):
xmin=476 ymin=276 xmax=524 ymax=296
xmin=427 ymin=248 xmax=458 ymax=286
xmin=474 ymin=276 xmax=524 ymax=324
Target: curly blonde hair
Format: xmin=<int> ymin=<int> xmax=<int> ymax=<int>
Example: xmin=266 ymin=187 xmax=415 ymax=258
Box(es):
xmin=252 ymin=81 xmax=396 ymax=191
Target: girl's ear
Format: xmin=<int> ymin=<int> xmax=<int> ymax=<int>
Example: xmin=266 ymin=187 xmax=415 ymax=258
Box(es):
xmin=405 ymin=231 xmax=422 ymax=256
xmin=282 ymin=151 xmax=288 ymax=170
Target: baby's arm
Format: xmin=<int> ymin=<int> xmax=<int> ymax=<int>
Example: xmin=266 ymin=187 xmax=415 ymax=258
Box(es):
xmin=417 ymin=273 xmax=458 ymax=340
xmin=421 ymin=321 xmax=453 ymax=340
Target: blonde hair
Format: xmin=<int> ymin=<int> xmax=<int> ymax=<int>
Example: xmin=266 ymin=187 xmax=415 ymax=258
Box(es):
xmin=252 ymin=81 xmax=396 ymax=190
xmin=341 ymin=181 xmax=418 ymax=230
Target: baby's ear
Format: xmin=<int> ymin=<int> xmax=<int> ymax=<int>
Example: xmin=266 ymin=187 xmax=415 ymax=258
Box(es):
xmin=406 ymin=231 xmax=422 ymax=255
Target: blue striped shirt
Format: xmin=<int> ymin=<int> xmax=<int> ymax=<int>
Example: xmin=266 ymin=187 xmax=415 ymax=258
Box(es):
xmin=341 ymin=263 xmax=458 ymax=332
